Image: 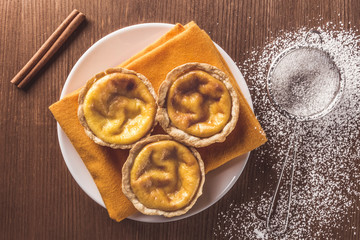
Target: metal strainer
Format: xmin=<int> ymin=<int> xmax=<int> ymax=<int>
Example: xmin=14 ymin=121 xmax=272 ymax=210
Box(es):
xmin=265 ymin=30 xmax=345 ymax=234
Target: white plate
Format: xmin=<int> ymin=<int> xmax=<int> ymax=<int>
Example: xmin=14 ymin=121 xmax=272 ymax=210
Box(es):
xmin=57 ymin=23 xmax=253 ymax=223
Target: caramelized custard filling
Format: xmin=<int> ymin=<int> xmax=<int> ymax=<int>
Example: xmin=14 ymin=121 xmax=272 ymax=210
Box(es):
xmin=167 ymin=70 xmax=232 ymax=137
xmin=130 ymin=140 xmax=201 ymax=211
xmin=83 ymin=73 xmax=156 ymax=145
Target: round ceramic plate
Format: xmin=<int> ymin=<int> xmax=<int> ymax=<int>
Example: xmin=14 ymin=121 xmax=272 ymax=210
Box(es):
xmin=57 ymin=23 xmax=253 ymax=223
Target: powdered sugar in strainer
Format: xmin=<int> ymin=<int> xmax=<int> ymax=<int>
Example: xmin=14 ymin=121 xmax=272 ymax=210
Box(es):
xmin=265 ymin=30 xmax=345 ymax=234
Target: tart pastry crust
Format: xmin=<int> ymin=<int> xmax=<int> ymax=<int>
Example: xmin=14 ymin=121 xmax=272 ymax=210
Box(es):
xmin=78 ymin=67 xmax=158 ymax=149
xmin=157 ymin=63 xmax=239 ymax=148
xmin=122 ymin=135 xmax=205 ymax=217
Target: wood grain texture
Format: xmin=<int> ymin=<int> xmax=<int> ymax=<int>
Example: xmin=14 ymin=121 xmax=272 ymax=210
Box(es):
xmin=0 ymin=0 xmax=359 ymax=239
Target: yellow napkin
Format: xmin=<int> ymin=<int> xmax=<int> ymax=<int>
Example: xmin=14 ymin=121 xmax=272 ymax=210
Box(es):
xmin=49 ymin=21 xmax=267 ymax=222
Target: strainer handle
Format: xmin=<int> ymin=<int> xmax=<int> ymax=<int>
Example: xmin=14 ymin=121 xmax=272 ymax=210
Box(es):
xmin=266 ymin=132 xmax=298 ymax=235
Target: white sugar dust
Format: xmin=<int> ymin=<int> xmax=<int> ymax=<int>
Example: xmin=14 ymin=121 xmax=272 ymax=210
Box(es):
xmin=214 ymin=23 xmax=360 ymax=239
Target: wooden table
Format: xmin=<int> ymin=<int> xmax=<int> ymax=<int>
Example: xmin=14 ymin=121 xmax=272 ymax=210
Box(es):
xmin=1 ymin=0 xmax=359 ymax=239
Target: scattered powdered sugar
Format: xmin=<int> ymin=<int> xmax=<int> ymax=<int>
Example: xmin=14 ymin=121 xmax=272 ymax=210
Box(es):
xmin=214 ymin=23 xmax=360 ymax=239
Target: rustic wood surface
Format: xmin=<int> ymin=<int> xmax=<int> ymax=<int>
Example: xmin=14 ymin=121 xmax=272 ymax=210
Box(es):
xmin=1 ymin=0 xmax=359 ymax=239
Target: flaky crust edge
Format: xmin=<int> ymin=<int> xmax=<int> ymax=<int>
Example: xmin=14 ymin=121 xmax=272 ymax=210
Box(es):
xmin=77 ymin=67 xmax=158 ymax=149
xmin=121 ymin=135 xmax=205 ymax=217
xmin=157 ymin=63 xmax=240 ymax=148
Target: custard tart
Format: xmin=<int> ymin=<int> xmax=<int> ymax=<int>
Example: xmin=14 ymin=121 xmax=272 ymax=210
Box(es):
xmin=122 ymin=135 xmax=205 ymax=217
xmin=78 ymin=67 xmax=157 ymax=149
xmin=158 ymin=63 xmax=239 ymax=148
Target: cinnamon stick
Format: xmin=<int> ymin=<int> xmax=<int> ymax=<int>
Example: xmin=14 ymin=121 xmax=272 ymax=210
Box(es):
xmin=11 ymin=9 xmax=86 ymax=88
